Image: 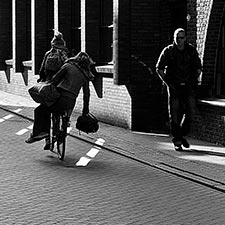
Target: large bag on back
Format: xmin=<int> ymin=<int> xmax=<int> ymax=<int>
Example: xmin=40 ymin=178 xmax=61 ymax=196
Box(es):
xmin=28 ymin=82 xmax=60 ymax=107
xmin=45 ymin=48 xmax=67 ymax=71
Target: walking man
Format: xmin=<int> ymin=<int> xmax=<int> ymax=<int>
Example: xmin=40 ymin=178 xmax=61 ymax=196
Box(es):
xmin=156 ymin=28 xmax=202 ymax=150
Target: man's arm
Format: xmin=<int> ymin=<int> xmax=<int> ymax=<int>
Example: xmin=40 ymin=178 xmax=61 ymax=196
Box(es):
xmin=156 ymin=47 xmax=168 ymax=83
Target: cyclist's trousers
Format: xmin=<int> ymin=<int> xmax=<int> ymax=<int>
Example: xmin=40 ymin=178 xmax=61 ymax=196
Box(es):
xmin=32 ymin=94 xmax=76 ymax=136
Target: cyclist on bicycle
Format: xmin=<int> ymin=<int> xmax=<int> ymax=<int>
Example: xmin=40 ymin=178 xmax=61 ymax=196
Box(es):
xmin=38 ymin=31 xmax=69 ymax=149
xmin=25 ymin=52 xmax=95 ymax=148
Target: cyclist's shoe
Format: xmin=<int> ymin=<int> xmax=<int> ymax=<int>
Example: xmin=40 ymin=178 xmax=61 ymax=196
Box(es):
xmin=25 ymin=132 xmax=49 ymax=144
xmin=182 ymin=138 xmax=190 ymax=148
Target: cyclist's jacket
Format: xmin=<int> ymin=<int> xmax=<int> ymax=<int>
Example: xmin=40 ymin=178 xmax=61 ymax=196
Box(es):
xmin=50 ymin=61 xmax=93 ymax=114
xmin=156 ymin=42 xmax=202 ymax=86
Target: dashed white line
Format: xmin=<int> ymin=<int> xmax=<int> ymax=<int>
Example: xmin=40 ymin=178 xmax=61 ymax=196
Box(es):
xmin=76 ymin=138 xmax=105 ymax=167
xmin=76 ymin=157 xmax=91 ymax=167
xmin=16 ymin=124 xmax=33 ymax=135
xmin=14 ymin=108 xmax=23 ymax=113
xmin=3 ymin=114 xmax=14 ymax=120
xmin=16 ymin=128 xmax=29 ymax=135
xmin=27 ymin=124 xmax=33 ymax=130
xmin=0 ymin=107 xmax=22 ymax=122
xmin=86 ymin=147 xmax=100 ymax=158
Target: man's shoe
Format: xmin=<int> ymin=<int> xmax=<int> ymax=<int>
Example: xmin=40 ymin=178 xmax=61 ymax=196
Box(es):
xmin=25 ymin=132 xmax=49 ymax=144
xmin=182 ymin=138 xmax=190 ymax=148
xmin=172 ymin=139 xmax=183 ymax=151
xmin=174 ymin=144 xmax=183 ymax=151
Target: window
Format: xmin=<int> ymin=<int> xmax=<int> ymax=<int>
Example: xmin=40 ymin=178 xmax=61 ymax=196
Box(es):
xmin=99 ymin=0 xmax=113 ymax=64
xmin=47 ymin=0 xmax=54 ymax=46
xmin=71 ymin=0 xmax=81 ymax=54
xmin=216 ymin=15 xmax=225 ymax=97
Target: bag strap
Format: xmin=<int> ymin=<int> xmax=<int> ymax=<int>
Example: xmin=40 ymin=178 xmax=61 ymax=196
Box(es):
xmin=87 ymin=113 xmax=98 ymax=122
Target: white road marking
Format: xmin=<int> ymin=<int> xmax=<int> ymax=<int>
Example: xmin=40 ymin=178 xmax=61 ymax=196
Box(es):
xmin=14 ymin=108 xmax=23 ymax=113
xmin=86 ymin=148 xmax=100 ymax=158
xmin=27 ymin=124 xmax=33 ymax=129
xmin=76 ymin=138 xmax=105 ymax=167
xmin=76 ymin=157 xmax=91 ymax=167
xmin=3 ymin=114 xmax=14 ymax=120
xmin=16 ymin=125 xmax=33 ymax=135
xmin=0 ymin=108 xmax=22 ymax=124
xmin=16 ymin=128 xmax=29 ymax=135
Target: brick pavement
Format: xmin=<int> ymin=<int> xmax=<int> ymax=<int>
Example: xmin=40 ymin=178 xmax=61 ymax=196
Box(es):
xmin=1 ymin=90 xmax=225 ymax=188
xmin=1 ymin=113 xmax=225 ymax=224
xmin=1 ymin=90 xmax=225 ymax=224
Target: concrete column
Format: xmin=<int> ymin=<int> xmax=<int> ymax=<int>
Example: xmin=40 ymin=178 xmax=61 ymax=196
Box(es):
xmin=81 ymin=0 xmax=86 ymax=52
xmin=54 ymin=0 xmax=58 ymax=32
xmin=12 ymin=0 xmax=16 ymax=73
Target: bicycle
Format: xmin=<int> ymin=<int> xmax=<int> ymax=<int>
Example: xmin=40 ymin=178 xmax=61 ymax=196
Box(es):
xmin=49 ymin=111 xmax=69 ymax=160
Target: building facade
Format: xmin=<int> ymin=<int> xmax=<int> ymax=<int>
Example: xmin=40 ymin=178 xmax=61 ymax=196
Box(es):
xmin=0 ymin=0 xmax=224 ymax=145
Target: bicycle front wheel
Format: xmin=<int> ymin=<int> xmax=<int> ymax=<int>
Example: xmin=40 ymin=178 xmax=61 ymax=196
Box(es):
xmin=57 ymin=133 xmax=66 ymax=160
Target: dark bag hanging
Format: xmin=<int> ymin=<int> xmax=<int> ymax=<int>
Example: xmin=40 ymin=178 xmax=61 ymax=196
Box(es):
xmin=28 ymin=82 xmax=61 ymax=107
xmin=76 ymin=113 xmax=99 ymax=134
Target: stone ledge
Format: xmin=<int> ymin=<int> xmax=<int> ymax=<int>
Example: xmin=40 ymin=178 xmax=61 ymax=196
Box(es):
xmin=5 ymin=59 xmax=13 ymax=66
xmin=95 ymin=64 xmax=114 ymax=74
xmin=199 ymin=98 xmax=225 ymax=107
xmin=22 ymin=60 xmax=32 ymax=68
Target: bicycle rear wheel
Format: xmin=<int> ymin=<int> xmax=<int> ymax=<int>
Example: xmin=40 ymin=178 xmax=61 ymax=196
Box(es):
xmin=49 ymin=114 xmax=57 ymax=152
xmin=56 ymin=114 xmax=67 ymax=160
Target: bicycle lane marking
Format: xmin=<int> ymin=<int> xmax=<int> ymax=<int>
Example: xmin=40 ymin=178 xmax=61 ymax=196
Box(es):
xmin=0 ymin=114 xmax=14 ymax=123
xmin=76 ymin=138 xmax=105 ymax=167
xmin=16 ymin=124 xmax=33 ymax=135
xmin=0 ymin=108 xmax=22 ymax=123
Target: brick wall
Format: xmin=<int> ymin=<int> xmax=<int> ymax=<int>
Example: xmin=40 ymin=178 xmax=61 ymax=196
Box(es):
xmin=188 ymin=0 xmax=224 ymax=91
xmin=187 ymin=0 xmax=225 ymax=146
xmin=192 ymin=102 xmax=225 ymax=146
